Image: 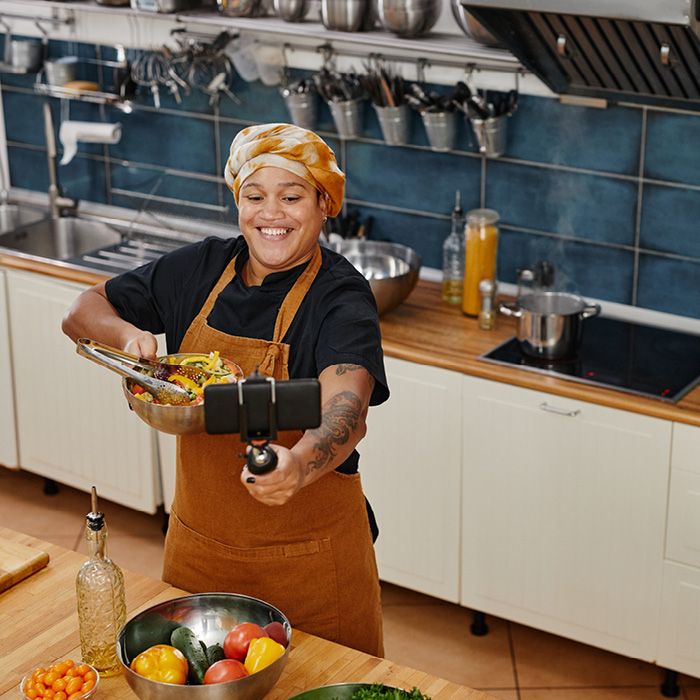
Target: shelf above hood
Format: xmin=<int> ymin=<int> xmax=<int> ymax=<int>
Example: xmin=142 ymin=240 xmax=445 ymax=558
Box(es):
xmin=461 ymin=0 xmax=700 ymax=110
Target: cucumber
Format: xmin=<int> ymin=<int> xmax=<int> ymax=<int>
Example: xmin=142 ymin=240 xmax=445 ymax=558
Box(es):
xmin=124 ymin=613 xmax=181 ymax=662
xmin=205 ymin=643 xmax=226 ymax=665
xmin=171 ymin=626 xmax=209 ymax=684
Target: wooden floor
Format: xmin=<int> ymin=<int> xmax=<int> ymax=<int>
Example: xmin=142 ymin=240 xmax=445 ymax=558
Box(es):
xmin=1 ymin=467 xmax=697 ymax=700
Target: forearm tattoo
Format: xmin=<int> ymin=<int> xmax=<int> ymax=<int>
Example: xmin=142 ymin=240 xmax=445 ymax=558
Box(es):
xmin=307 ymin=391 xmax=363 ymax=472
xmin=335 ymin=364 xmax=363 ymax=375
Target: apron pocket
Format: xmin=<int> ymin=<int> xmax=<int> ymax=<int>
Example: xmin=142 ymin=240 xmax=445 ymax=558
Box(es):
xmin=163 ymin=511 xmax=341 ymax=643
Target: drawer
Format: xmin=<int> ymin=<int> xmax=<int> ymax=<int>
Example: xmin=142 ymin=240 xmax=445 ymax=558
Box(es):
xmin=667 ymin=468 xmax=700 ymax=568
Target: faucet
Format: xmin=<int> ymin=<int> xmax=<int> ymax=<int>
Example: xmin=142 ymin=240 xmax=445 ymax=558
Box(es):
xmin=42 ymin=101 xmax=78 ymax=219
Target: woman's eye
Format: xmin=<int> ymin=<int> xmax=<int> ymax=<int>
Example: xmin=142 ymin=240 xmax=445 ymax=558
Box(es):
xmin=282 ymin=196 xmax=301 ymax=203
xmin=246 ymin=195 xmax=263 ymax=202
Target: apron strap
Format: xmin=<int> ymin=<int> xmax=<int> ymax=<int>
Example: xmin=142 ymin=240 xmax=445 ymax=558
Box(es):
xmin=272 ymin=245 xmax=323 ymax=343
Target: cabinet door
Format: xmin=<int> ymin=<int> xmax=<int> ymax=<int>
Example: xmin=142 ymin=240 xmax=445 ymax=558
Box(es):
xmin=658 ymin=561 xmax=700 ymax=678
xmin=359 ymin=356 xmax=462 ymax=602
xmin=461 ymin=375 xmax=670 ymax=661
xmin=0 ymin=270 xmax=18 ymax=469
xmin=6 ymin=270 xmax=159 ymax=513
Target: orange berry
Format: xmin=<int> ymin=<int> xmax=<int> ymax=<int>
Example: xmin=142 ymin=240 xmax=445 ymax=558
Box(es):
xmin=51 ymin=678 xmax=66 ymax=692
xmin=81 ymin=678 xmax=95 ymax=693
xmin=83 ymin=670 xmax=96 ymax=683
xmin=64 ymin=677 xmax=82 ymax=695
xmin=54 ymin=693 xmax=67 ymax=700
xmin=43 ymin=672 xmax=58 ymax=687
xmin=74 ymin=665 xmax=90 ymax=677
xmin=33 ymin=682 xmax=46 ymax=697
xmin=67 ymin=693 xmax=83 ymax=700
xmin=25 ymin=689 xmax=38 ymax=700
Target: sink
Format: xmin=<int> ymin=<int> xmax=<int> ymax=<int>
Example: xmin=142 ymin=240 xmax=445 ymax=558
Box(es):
xmin=0 ymin=215 xmax=188 ymax=275
xmin=0 ymin=204 xmax=46 ymax=234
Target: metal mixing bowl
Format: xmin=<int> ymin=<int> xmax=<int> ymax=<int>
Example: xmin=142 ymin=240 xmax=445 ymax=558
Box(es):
xmin=449 ymin=0 xmax=502 ymax=47
xmin=290 ymin=683 xmax=403 ymax=699
xmin=117 ymin=593 xmax=291 ymax=700
xmin=122 ymin=353 xmax=243 ymax=436
xmin=376 ymin=0 xmax=441 ymax=37
xmin=328 ymin=239 xmax=421 ymax=316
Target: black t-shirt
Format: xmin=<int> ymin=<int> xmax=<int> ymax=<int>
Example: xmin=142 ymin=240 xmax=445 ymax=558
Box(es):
xmin=105 ymin=235 xmax=389 ymax=479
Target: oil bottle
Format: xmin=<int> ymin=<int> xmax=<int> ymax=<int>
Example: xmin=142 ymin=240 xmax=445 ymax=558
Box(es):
xmin=441 ymin=190 xmax=465 ymax=305
xmin=76 ymin=486 xmax=126 ymax=677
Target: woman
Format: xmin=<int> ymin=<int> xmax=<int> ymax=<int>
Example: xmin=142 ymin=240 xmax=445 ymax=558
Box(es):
xmin=62 ymin=123 xmax=389 ymax=657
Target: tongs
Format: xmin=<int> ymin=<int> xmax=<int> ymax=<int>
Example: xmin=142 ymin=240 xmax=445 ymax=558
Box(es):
xmin=76 ymin=338 xmax=210 ymax=406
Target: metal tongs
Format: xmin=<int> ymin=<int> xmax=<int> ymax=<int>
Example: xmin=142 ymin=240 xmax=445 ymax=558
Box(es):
xmin=76 ymin=338 xmax=211 ymax=406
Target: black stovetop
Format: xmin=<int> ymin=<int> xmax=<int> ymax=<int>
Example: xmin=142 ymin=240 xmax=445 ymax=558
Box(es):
xmin=480 ymin=316 xmax=700 ymax=403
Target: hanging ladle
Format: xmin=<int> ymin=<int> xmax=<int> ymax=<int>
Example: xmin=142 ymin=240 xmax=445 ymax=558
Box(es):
xmin=76 ymin=338 xmax=198 ymax=406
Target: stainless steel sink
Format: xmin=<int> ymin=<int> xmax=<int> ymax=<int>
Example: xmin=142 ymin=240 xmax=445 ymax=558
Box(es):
xmin=0 ymin=203 xmax=46 ymax=234
xmin=0 ymin=215 xmax=190 ymax=275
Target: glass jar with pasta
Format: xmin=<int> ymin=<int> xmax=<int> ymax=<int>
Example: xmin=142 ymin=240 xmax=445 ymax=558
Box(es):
xmin=462 ymin=208 xmax=500 ymax=317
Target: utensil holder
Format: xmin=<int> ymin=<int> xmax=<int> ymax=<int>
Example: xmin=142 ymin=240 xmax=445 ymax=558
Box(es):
xmin=44 ymin=57 xmax=78 ymax=86
xmin=421 ymin=110 xmax=457 ymax=152
xmin=470 ymin=114 xmax=507 ymax=158
xmin=283 ymin=91 xmax=318 ymax=130
xmin=329 ymin=98 xmax=363 ymax=140
xmin=374 ymin=104 xmax=410 ymax=146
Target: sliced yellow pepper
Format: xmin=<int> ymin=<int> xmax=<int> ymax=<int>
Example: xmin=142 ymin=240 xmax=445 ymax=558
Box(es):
xmin=130 ymin=644 xmax=188 ymax=685
xmin=244 ymin=637 xmax=285 ymax=675
xmin=178 ymin=355 xmax=211 ymax=365
xmin=168 ymin=374 xmax=202 ymax=394
xmin=205 ymin=350 xmax=220 ymax=371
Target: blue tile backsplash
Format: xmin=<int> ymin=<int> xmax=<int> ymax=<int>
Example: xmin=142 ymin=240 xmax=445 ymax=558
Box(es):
xmin=3 ymin=38 xmax=700 ymax=320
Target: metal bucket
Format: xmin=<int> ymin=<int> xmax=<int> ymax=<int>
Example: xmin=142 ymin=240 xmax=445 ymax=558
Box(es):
xmin=374 ymin=104 xmax=410 ymax=146
xmin=421 ymin=110 xmax=457 ymax=151
xmin=328 ymin=98 xmax=363 ymax=140
xmin=470 ymin=113 xmax=507 ymax=157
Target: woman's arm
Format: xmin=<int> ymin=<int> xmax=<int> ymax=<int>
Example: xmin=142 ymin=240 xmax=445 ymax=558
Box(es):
xmin=241 ymin=363 xmax=376 ymax=505
xmin=61 ymin=281 xmax=159 ymax=358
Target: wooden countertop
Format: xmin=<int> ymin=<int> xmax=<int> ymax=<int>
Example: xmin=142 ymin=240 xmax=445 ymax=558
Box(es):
xmin=0 ymin=528 xmax=492 ymax=700
xmin=2 ymin=250 xmax=699 ymax=426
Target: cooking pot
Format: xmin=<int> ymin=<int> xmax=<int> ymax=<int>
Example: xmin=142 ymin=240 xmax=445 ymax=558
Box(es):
xmin=499 ymin=291 xmax=601 ymax=360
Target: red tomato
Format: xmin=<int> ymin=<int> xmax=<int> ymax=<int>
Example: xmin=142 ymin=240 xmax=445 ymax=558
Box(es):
xmin=224 ymin=623 xmax=268 ymax=661
xmin=203 ymin=659 xmax=248 ymax=684
xmin=264 ymin=621 xmax=288 ymax=648
xmin=131 ymin=385 xmax=146 ymax=395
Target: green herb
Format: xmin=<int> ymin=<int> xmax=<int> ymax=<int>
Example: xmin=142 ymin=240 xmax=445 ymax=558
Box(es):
xmin=350 ymin=684 xmax=432 ymax=700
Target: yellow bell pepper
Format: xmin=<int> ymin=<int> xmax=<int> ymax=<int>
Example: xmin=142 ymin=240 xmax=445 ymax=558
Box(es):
xmin=130 ymin=644 xmax=188 ymax=685
xmin=205 ymin=350 xmax=220 ymax=371
xmin=244 ymin=637 xmax=285 ymax=675
xmin=168 ymin=374 xmax=203 ymax=394
xmin=178 ymin=355 xmax=212 ymax=365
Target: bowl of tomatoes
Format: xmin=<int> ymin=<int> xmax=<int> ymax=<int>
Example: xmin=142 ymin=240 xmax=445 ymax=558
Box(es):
xmin=20 ymin=659 xmax=99 ymax=700
xmin=117 ymin=592 xmax=291 ymax=700
xmin=123 ymin=352 xmax=244 ymax=435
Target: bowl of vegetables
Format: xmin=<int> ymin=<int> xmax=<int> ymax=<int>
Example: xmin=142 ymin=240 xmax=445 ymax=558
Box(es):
xmin=289 ymin=684 xmax=432 ymax=699
xmin=123 ymin=351 xmax=244 ymax=435
xmin=117 ymin=592 xmax=291 ymax=700
xmin=20 ymin=659 xmax=99 ymax=700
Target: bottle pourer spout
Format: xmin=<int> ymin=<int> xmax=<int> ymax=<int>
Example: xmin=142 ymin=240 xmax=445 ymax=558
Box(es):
xmin=87 ymin=485 xmax=105 ymax=531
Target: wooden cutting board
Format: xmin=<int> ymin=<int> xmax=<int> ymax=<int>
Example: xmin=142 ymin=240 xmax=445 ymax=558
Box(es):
xmin=0 ymin=537 xmax=50 ymax=593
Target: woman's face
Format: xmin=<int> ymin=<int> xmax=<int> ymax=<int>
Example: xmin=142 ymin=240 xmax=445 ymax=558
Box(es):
xmin=237 ymin=166 xmax=328 ymax=283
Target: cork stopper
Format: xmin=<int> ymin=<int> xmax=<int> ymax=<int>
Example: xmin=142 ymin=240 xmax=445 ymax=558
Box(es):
xmin=86 ymin=485 xmax=105 ymax=532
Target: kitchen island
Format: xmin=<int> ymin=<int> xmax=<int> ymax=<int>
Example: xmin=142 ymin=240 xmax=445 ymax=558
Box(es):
xmin=0 ymin=527 xmax=493 ymax=700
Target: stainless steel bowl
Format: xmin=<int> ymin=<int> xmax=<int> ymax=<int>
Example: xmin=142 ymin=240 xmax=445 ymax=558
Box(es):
xmin=273 ymin=0 xmax=309 ymax=21
xmin=117 ymin=593 xmax=291 ymax=700
xmin=290 ymin=683 xmax=403 ymax=699
xmin=217 ymin=0 xmax=271 ymax=16
xmin=449 ymin=0 xmax=502 ymax=47
xmin=321 ymin=0 xmax=369 ymax=31
xmin=376 ymin=0 xmax=440 ymax=37
xmin=122 ymin=353 xmax=243 ymax=436
xmin=328 ymin=239 xmax=421 ymax=316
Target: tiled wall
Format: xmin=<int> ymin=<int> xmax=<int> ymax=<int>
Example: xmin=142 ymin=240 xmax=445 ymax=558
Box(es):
xmin=3 ymin=38 xmax=700 ymax=319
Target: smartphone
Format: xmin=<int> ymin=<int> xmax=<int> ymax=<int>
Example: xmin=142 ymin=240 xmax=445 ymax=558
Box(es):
xmin=203 ymin=377 xmax=321 ymax=438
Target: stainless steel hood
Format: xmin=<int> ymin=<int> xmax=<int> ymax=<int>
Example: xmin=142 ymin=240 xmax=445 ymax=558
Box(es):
xmin=461 ymin=0 xmax=700 ymax=109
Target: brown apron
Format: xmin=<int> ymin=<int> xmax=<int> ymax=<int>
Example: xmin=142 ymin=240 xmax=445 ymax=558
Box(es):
xmin=162 ymin=245 xmax=384 ymax=657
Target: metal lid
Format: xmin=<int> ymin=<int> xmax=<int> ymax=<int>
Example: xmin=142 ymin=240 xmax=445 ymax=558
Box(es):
xmin=466 ymin=208 xmax=499 ymax=226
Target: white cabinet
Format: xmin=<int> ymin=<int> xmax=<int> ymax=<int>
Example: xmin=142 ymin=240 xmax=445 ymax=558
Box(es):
xmin=5 ymin=269 xmax=160 ymax=513
xmin=658 ymin=423 xmax=700 ymax=677
xmin=460 ymin=375 xmax=671 ymax=661
xmin=359 ymin=356 xmax=462 ymax=603
xmin=0 ymin=270 xmax=18 ymax=469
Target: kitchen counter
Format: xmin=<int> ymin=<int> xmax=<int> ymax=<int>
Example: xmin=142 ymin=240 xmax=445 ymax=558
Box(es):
xmin=2 ymin=247 xmax=700 ymax=426
xmin=0 ymin=527 xmax=492 ymax=699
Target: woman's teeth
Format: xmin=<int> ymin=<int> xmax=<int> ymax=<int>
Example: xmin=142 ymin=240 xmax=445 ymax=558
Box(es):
xmin=259 ymin=227 xmax=290 ymax=237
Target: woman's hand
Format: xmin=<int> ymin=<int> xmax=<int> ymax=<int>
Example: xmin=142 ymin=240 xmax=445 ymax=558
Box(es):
xmin=124 ymin=331 xmax=159 ymax=360
xmin=240 ymin=445 xmax=306 ymax=506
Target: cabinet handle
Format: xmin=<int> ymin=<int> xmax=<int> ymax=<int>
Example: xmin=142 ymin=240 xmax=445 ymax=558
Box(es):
xmin=539 ymin=401 xmax=580 ymax=417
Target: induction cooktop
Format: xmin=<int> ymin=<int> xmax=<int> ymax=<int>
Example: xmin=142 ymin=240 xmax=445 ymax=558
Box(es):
xmin=480 ymin=316 xmax=700 ymax=403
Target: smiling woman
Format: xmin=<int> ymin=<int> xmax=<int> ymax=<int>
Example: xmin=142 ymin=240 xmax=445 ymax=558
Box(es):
xmin=61 ymin=122 xmax=390 ymax=659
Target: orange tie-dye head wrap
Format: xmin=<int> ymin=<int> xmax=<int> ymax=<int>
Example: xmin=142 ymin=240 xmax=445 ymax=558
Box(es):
xmin=224 ymin=123 xmax=345 ymax=217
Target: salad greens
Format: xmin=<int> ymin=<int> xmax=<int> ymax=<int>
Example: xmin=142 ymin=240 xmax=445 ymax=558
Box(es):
xmin=348 ymin=685 xmax=432 ymax=700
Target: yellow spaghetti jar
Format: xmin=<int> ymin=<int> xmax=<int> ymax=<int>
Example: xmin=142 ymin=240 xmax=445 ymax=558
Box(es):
xmin=462 ymin=208 xmax=500 ymax=316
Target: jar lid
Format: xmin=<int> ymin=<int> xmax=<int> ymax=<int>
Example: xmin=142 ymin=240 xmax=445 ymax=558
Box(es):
xmin=466 ymin=208 xmax=499 ymax=225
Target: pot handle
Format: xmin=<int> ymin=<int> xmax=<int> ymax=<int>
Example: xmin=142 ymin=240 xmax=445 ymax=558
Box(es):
xmin=498 ymin=301 xmax=522 ymax=318
xmin=582 ymin=303 xmax=601 ymax=320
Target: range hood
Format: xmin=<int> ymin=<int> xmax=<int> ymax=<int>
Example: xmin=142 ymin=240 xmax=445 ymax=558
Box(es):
xmin=461 ymin=0 xmax=700 ymax=110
